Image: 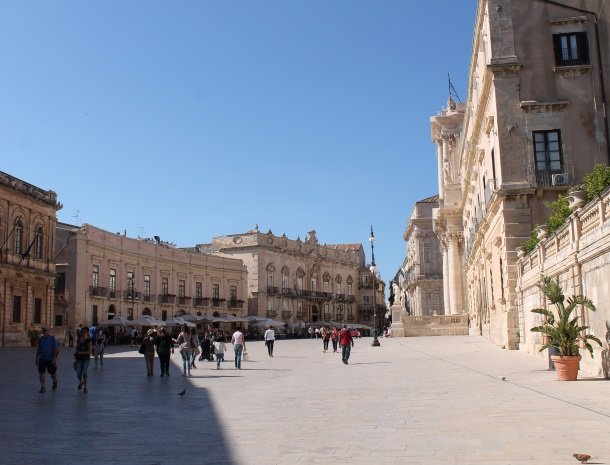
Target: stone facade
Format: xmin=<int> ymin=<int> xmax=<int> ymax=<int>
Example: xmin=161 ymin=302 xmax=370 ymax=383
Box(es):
xmin=0 ymin=171 xmax=61 ymax=346
xmin=398 ymin=195 xmax=444 ymax=317
xmin=54 ymin=223 xmax=247 ymax=342
xmin=517 ymin=187 xmax=610 ymax=377
xmin=202 ymin=228 xmax=385 ymax=333
xmin=432 ymin=0 xmax=610 ymax=350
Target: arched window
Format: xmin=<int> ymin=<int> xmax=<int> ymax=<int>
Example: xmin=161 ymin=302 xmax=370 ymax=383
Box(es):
xmin=14 ymin=220 xmax=24 ymax=254
xmin=35 ymin=226 xmax=44 ymax=259
xmin=107 ymin=305 xmax=116 ymax=318
xmin=142 ymin=308 xmax=152 ymax=316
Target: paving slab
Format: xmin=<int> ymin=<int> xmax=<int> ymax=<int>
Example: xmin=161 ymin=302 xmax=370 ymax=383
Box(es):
xmin=0 ymin=336 xmax=609 ymax=465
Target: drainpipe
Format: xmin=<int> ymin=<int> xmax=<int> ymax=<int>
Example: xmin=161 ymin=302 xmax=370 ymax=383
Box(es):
xmin=540 ymin=0 xmax=610 ymax=164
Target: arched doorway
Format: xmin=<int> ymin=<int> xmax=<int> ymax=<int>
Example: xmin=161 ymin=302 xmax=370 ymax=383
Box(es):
xmin=311 ymin=305 xmax=319 ymax=322
xmin=142 ymin=308 xmax=152 ymax=316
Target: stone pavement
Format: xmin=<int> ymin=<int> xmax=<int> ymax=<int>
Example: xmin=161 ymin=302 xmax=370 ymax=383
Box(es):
xmin=1 ymin=335 xmax=609 ymax=465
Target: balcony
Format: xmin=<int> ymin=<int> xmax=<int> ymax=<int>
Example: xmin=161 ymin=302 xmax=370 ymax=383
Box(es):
xmin=536 ymin=169 xmax=565 ymax=188
xmin=323 ymin=313 xmax=332 ymax=320
xmin=193 ymin=297 xmax=209 ymax=307
xmin=347 ymin=314 xmax=355 ymax=321
xmin=142 ymin=294 xmax=153 ymax=303
xmin=281 ymin=310 xmax=292 ymax=319
xmin=123 ymin=291 xmax=142 ymax=301
xmin=358 ymin=304 xmax=373 ymax=313
xmin=212 ymin=298 xmax=225 ymax=308
xmin=266 ymin=310 xmax=278 ymax=318
xmin=89 ymin=286 xmax=108 ymax=297
xmin=335 ymin=293 xmax=346 ymax=302
xmin=267 ymin=286 xmax=279 ymax=295
xmin=227 ymin=300 xmax=244 ymax=309
xmin=158 ymin=294 xmax=176 ymax=304
xmin=281 ymin=288 xmax=292 ymax=296
xmin=295 ymin=289 xmax=309 ymax=297
xmin=108 ymin=290 xmax=118 ymax=299
xmin=346 ymin=295 xmax=356 ymax=303
xmin=177 ymin=296 xmax=191 ymax=306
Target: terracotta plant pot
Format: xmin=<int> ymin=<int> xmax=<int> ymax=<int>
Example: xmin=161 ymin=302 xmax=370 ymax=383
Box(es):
xmin=551 ymin=355 xmax=581 ymax=381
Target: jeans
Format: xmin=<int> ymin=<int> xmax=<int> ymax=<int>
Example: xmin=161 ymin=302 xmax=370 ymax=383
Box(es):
xmin=265 ymin=340 xmax=274 ymax=356
xmin=94 ymin=347 xmax=104 ymax=367
xmin=323 ymin=339 xmax=329 ymax=351
xmin=331 ymin=339 xmax=338 ymax=352
xmin=215 ymin=352 xmax=224 ymax=368
xmin=75 ymin=359 xmax=90 ymax=382
xmin=158 ymin=352 xmax=171 ymax=374
xmin=180 ymin=349 xmax=191 ymax=374
xmin=341 ymin=344 xmax=351 ymax=363
xmin=234 ymin=344 xmax=243 ymax=369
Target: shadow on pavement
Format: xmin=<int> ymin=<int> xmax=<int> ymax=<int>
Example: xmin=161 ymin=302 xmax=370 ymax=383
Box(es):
xmin=0 ymin=346 xmax=236 ymax=465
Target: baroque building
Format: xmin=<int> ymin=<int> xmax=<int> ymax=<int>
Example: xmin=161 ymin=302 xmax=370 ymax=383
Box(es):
xmin=398 ymin=195 xmax=444 ymax=317
xmin=0 ymin=171 xmax=61 ymax=346
xmin=202 ymin=227 xmax=385 ymax=333
xmin=54 ymin=223 xmax=247 ymax=342
xmin=432 ymin=0 xmax=610 ymax=349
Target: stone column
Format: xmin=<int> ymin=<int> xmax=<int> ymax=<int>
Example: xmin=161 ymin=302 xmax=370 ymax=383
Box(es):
xmin=447 ymin=233 xmax=464 ymax=315
xmin=436 ymin=142 xmax=445 ymax=200
xmin=442 ymin=243 xmax=450 ymax=316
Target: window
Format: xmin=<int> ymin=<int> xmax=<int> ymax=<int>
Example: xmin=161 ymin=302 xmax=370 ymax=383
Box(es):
xmin=12 ymin=296 xmax=21 ymax=323
xmin=297 ymin=302 xmax=303 ymax=315
xmin=35 ymin=227 xmax=43 ymax=259
xmin=323 ymin=280 xmax=330 ymax=293
xmin=363 ymin=275 xmax=369 ymax=286
xmin=230 ymin=285 xmax=237 ymax=301
xmin=127 ymin=271 xmax=135 ymax=297
xmin=92 ymin=265 xmax=99 ymax=288
xmin=534 ymin=130 xmax=562 ymax=172
xmin=34 ymin=298 xmax=42 ymax=324
xmin=109 ymin=269 xmax=116 ymax=293
xmin=363 ymin=295 xmax=370 ymax=305
xmin=92 ymin=305 xmax=98 ymax=324
xmin=14 ymin=220 xmax=23 ymax=254
xmin=212 ymin=283 xmax=220 ymax=299
xmin=297 ymin=276 xmax=303 ymax=291
xmin=282 ymin=274 xmax=289 ymax=291
xmin=55 ymin=272 xmax=66 ymax=292
xmin=195 ymin=282 xmax=202 ymax=299
xmin=162 ymin=277 xmax=169 ymax=295
xmin=553 ymin=32 xmax=589 ymax=67
xmin=347 ymin=284 xmax=352 ymax=296
xmin=161 ymin=310 xmax=167 ymax=321
xmin=178 ymin=280 xmax=185 ymax=298
xmin=267 ymin=273 xmax=274 ymax=288
xmin=310 ymin=278 xmax=316 ymax=292
xmin=144 ymin=275 xmax=151 ymax=297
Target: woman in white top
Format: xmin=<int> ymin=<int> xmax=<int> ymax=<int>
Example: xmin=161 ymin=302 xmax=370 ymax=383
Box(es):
xmin=264 ymin=325 xmax=275 ymax=357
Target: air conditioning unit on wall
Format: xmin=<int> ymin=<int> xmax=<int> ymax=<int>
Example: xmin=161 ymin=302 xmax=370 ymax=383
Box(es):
xmin=551 ymin=173 xmax=569 ymax=186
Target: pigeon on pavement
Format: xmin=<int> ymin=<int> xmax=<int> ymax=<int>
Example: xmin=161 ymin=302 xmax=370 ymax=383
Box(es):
xmin=573 ymin=453 xmax=591 ymax=464
xmin=177 ymin=389 xmax=186 ymax=396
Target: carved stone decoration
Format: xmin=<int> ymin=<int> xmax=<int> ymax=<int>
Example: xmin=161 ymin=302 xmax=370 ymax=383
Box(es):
xmin=266 ymin=263 xmax=275 ymax=272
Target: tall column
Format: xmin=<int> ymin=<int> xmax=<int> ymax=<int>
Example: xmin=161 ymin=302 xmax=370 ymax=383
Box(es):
xmin=436 ymin=142 xmax=445 ymax=200
xmin=442 ymin=243 xmax=450 ymax=316
xmin=447 ymin=233 xmax=464 ymax=315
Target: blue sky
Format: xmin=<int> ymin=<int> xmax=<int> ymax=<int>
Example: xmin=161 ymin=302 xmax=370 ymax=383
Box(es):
xmin=1 ymin=1 xmax=476 ymax=286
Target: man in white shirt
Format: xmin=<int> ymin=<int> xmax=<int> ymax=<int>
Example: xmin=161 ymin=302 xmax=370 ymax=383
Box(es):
xmin=264 ymin=325 xmax=275 ymax=357
xmin=231 ymin=327 xmax=245 ymax=370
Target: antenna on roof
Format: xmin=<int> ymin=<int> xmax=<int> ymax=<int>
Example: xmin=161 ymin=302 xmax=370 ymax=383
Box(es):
xmin=448 ymin=73 xmax=461 ymax=108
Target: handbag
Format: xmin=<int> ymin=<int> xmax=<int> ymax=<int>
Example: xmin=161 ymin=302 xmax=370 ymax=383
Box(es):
xmin=243 ymin=351 xmax=249 ymax=361
xmin=138 ymin=343 xmax=146 ymax=355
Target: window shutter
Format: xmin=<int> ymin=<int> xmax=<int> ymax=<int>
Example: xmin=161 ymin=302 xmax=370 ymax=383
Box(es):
xmin=552 ymin=34 xmax=563 ymax=66
xmin=576 ymin=31 xmax=589 ymax=64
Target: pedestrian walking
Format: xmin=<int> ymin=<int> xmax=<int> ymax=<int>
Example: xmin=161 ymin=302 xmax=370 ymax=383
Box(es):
xmin=68 ymin=326 xmax=74 ymax=347
xmin=154 ymin=327 xmax=174 ymax=377
xmin=321 ymin=326 xmax=330 ymax=352
xmin=176 ymin=326 xmax=194 ymax=376
xmin=339 ymin=325 xmax=354 ymax=365
xmin=213 ymin=333 xmax=226 ymax=369
xmin=231 ymin=327 xmax=245 ymax=370
xmin=130 ymin=327 xmax=139 ymax=348
xmin=74 ymin=327 xmax=92 ymax=393
xmin=142 ymin=329 xmax=156 ymax=376
xmin=93 ymin=329 xmax=106 ymax=369
xmin=330 ymin=326 xmax=339 ymax=353
xmin=35 ymin=327 xmax=59 ymax=393
xmin=308 ymin=325 xmax=314 ymax=338
xmin=190 ymin=328 xmax=199 ymax=370
xmin=264 ymin=325 xmax=275 ymax=357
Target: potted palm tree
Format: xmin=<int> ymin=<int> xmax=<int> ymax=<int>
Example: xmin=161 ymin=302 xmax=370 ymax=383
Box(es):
xmin=530 ymin=276 xmax=602 ymax=380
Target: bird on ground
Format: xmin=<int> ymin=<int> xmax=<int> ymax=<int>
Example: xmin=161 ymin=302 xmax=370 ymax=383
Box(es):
xmin=177 ymin=389 xmax=186 ymax=396
xmin=573 ymin=453 xmax=591 ymax=464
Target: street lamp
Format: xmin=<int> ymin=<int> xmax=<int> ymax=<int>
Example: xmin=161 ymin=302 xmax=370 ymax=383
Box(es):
xmin=369 ymin=226 xmax=380 ymax=347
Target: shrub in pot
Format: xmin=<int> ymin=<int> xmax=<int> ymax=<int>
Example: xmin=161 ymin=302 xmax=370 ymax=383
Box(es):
xmin=530 ymin=275 xmax=602 ymax=380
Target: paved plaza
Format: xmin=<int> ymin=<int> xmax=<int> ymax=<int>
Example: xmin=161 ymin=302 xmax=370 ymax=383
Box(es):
xmin=1 ymin=335 xmax=609 ymax=465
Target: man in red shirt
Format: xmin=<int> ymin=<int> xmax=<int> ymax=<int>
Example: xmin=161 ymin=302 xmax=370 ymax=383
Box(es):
xmin=338 ymin=325 xmax=354 ymax=365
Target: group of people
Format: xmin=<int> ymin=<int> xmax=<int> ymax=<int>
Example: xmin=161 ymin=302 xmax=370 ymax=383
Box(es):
xmin=138 ymin=325 xmax=248 ymax=377
xmin=35 ymin=323 xmax=356 ymax=393
xmin=36 ymin=324 xmax=106 ymax=394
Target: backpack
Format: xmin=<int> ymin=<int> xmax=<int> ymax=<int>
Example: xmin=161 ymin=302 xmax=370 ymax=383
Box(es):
xmin=89 ymin=326 xmax=97 ymax=344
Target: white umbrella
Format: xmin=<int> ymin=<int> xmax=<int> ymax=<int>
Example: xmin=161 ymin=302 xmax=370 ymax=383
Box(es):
xmin=98 ymin=316 xmax=130 ymax=326
xmin=167 ymin=317 xmax=196 ymax=328
xmin=253 ymin=318 xmax=286 ymax=328
xmin=132 ymin=315 xmax=166 ymax=326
